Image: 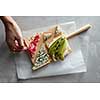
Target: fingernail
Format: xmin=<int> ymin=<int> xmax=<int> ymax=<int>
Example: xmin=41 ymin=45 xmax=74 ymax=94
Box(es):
xmin=23 ymin=47 xmax=27 ymax=50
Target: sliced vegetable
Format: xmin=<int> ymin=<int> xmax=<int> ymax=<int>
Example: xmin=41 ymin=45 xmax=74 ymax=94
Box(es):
xmin=48 ymin=37 xmax=67 ymax=61
xmin=28 ymin=34 xmax=40 ymax=56
xmin=34 ymin=45 xmax=49 ymax=67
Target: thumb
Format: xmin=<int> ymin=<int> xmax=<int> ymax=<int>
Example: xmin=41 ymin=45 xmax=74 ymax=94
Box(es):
xmin=17 ymin=37 xmax=27 ymax=50
xmin=17 ymin=37 xmax=24 ymax=48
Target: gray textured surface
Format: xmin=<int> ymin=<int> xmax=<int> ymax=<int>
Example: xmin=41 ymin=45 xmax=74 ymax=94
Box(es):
xmin=0 ymin=16 xmax=100 ymax=83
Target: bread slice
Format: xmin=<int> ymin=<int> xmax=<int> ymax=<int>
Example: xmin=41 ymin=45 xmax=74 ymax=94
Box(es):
xmin=45 ymin=26 xmax=72 ymax=61
xmin=32 ymin=43 xmax=51 ymax=70
xmin=24 ymin=33 xmax=51 ymax=71
xmin=24 ymin=26 xmax=72 ymax=70
xmin=24 ymin=33 xmax=44 ymax=64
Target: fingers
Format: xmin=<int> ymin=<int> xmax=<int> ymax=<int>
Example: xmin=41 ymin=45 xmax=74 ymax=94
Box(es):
xmin=14 ymin=39 xmax=27 ymax=52
xmin=5 ymin=21 xmax=27 ymax=52
xmin=17 ymin=37 xmax=24 ymax=48
xmin=6 ymin=39 xmax=27 ymax=53
xmin=16 ymin=36 xmax=27 ymax=49
xmin=6 ymin=40 xmax=18 ymax=52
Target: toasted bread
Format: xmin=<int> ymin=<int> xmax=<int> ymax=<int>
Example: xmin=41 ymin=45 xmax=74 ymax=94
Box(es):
xmin=24 ymin=26 xmax=71 ymax=70
xmin=45 ymin=26 xmax=72 ymax=61
xmin=24 ymin=33 xmax=52 ymax=71
xmin=24 ymin=33 xmax=44 ymax=64
xmin=32 ymin=43 xmax=51 ymax=70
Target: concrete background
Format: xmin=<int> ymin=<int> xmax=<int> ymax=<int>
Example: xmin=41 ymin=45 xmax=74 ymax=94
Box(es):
xmin=0 ymin=16 xmax=100 ymax=83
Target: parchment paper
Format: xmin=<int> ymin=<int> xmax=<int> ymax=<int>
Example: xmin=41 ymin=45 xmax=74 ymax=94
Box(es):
xmin=15 ymin=22 xmax=87 ymax=79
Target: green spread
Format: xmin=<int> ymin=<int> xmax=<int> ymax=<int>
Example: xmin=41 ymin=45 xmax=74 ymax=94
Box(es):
xmin=33 ymin=44 xmax=49 ymax=68
xmin=48 ymin=37 xmax=67 ymax=61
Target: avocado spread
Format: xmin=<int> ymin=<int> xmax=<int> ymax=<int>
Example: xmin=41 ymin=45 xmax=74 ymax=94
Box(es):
xmin=48 ymin=37 xmax=67 ymax=61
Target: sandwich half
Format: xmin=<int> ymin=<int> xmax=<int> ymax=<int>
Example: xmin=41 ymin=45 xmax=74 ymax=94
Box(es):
xmin=24 ymin=33 xmax=51 ymax=70
xmin=44 ymin=26 xmax=72 ymax=61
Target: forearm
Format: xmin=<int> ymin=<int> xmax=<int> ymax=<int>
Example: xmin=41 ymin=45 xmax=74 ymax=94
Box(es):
xmin=0 ymin=16 xmax=15 ymax=27
xmin=0 ymin=16 xmax=25 ymax=52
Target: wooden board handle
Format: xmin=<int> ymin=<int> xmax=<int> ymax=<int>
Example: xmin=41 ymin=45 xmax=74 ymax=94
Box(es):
xmin=67 ymin=24 xmax=91 ymax=39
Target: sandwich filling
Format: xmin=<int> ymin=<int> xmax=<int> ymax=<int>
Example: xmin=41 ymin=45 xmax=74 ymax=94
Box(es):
xmin=25 ymin=25 xmax=72 ymax=70
xmin=28 ymin=34 xmax=40 ymax=56
xmin=32 ymin=44 xmax=50 ymax=70
xmin=48 ymin=36 xmax=68 ymax=61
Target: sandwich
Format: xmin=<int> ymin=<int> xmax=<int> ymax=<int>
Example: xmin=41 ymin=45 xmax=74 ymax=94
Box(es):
xmin=24 ymin=24 xmax=91 ymax=71
xmin=24 ymin=26 xmax=71 ymax=70
xmin=44 ymin=26 xmax=72 ymax=61
xmin=24 ymin=33 xmax=52 ymax=70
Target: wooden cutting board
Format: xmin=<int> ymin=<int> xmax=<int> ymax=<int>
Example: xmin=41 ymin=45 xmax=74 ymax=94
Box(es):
xmin=15 ymin=22 xmax=87 ymax=79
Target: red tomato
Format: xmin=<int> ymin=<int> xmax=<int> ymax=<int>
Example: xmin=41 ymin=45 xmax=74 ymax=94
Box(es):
xmin=28 ymin=34 xmax=40 ymax=55
xmin=34 ymin=39 xmax=39 ymax=43
xmin=33 ymin=42 xmax=37 ymax=46
xmin=32 ymin=47 xmax=36 ymax=52
xmin=30 ymin=43 xmax=35 ymax=49
xmin=35 ymin=34 xmax=40 ymax=40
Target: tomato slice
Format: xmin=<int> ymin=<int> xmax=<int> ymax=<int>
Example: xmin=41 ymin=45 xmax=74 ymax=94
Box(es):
xmin=34 ymin=34 xmax=40 ymax=40
xmin=33 ymin=42 xmax=37 ymax=46
xmin=28 ymin=33 xmax=40 ymax=55
xmin=30 ymin=43 xmax=35 ymax=49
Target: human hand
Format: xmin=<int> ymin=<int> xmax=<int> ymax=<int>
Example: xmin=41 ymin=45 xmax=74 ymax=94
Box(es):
xmin=4 ymin=19 xmax=27 ymax=52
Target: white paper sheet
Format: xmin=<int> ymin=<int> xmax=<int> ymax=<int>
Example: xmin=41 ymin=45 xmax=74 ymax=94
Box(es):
xmin=15 ymin=22 xmax=87 ymax=79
